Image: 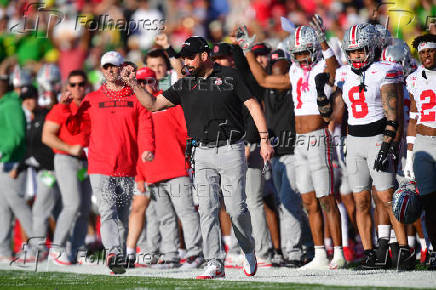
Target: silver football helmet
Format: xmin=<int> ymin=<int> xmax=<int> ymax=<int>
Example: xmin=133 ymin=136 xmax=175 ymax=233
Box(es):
xmin=342 ymin=23 xmax=378 ymax=71
xmin=288 ymin=26 xmax=321 ymax=69
xmin=10 ymin=65 xmax=32 ymax=88
xmin=37 ymin=64 xmax=61 ymax=93
xmin=382 ymin=39 xmax=413 ymax=76
xmin=374 ymin=24 xmax=393 ymax=49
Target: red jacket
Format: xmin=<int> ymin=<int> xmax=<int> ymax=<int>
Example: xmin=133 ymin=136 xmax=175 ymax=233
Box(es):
xmin=136 ymin=105 xmax=188 ymax=184
xmin=46 ymin=102 xmax=90 ymax=155
xmin=64 ymin=85 xmax=154 ymax=177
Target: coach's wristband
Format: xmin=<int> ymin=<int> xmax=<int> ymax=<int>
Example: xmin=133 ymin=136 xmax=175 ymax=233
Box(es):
xmin=406 ymin=136 xmax=416 ymax=145
xmin=322 ymin=48 xmax=335 ymax=60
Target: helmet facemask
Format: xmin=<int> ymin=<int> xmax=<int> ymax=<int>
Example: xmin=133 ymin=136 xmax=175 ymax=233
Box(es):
xmin=345 ymin=46 xmax=373 ymax=71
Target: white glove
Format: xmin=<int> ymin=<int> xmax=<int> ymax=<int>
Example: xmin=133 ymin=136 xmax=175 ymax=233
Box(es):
xmin=309 ymin=14 xmax=327 ymax=43
xmin=236 ymin=26 xmax=256 ymax=53
xmin=403 ymin=150 xmax=415 ymax=180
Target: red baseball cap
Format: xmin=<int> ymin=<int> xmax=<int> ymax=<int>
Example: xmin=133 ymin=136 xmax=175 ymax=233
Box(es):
xmin=136 ymin=67 xmax=156 ymax=80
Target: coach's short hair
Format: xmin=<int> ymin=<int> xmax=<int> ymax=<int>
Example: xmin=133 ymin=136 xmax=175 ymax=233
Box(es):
xmin=412 ymin=33 xmax=436 ymax=50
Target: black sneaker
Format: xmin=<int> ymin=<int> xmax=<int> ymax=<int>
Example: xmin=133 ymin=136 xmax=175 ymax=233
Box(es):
xmin=426 ymin=250 xmax=436 ymax=270
xmin=106 ymin=253 xmax=126 ymax=274
xmin=356 ymin=249 xmax=384 ymax=270
xmin=375 ymin=239 xmax=391 ymax=269
xmin=389 ymin=242 xmax=399 ymax=269
xmin=396 ymin=246 xmax=416 ymax=271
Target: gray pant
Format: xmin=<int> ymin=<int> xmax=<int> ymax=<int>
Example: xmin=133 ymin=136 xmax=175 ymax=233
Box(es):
xmin=53 ymin=155 xmax=91 ymax=255
xmin=271 ymin=154 xmax=303 ymax=260
xmin=0 ymin=164 xmax=33 ymax=257
xmin=194 ymin=142 xmax=254 ymax=261
xmin=150 ymin=176 xmax=202 ymax=260
xmin=31 ymin=170 xmax=59 ymax=249
xmin=137 ymin=200 xmax=162 ymax=254
xmin=90 ymin=174 xmax=133 ymax=255
xmin=245 ymin=144 xmax=270 ymax=258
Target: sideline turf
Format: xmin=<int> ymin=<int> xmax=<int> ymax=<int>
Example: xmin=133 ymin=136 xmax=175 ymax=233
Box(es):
xmin=0 ymin=270 xmax=426 ymax=290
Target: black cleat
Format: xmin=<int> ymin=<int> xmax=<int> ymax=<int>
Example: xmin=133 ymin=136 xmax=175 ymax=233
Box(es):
xmin=271 ymin=248 xmax=285 ymax=267
xmin=125 ymin=254 xmax=136 ymax=269
xmin=396 ymin=246 xmax=416 ymax=271
xmin=356 ymin=249 xmax=382 ymax=270
xmin=375 ymin=239 xmax=391 ymax=269
xmin=389 ymin=242 xmax=399 ymax=269
xmin=106 ymin=253 xmax=126 ymax=274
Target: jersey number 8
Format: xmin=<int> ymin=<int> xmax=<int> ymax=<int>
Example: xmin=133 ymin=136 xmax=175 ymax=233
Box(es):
xmin=348 ymin=86 xmax=369 ymax=118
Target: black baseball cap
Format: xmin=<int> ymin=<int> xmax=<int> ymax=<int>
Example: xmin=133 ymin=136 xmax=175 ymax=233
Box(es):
xmin=211 ymin=43 xmax=232 ymax=59
xmin=180 ymin=36 xmax=210 ymax=58
xmin=270 ymin=49 xmax=288 ymax=63
xmin=20 ymin=85 xmax=38 ymax=100
xmin=251 ymin=42 xmax=271 ymax=55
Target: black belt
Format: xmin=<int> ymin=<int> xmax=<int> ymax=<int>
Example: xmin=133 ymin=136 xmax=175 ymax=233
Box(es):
xmin=348 ymin=118 xmax=386 ymax=137
xmin=198 ymin=139 xmax=240 ymax=148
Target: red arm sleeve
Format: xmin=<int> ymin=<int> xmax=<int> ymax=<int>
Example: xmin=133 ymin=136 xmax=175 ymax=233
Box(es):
xmin=137 ymin=103 xmax=155 ymax=153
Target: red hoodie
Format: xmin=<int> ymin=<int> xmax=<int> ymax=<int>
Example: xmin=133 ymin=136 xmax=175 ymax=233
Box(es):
xmin=136 ymin=105 xmax=188 ymax=184
xmin=63 ymin=85 xmax=154 ymax=177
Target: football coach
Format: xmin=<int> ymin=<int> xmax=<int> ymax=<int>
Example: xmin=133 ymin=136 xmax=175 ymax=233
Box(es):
xmin=121 ymin=36 xmax=274 ymax=279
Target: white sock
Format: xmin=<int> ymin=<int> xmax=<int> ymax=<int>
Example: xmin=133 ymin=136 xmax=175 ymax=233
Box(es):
xmin=127 ymin=247 xmax=136 ymax=255
xmin=315 ymin=246 xmax=327 ymax=259
xmin=420 ymin=238 xmax=427 ymax=250
xmin=222 ymin=235 xmax=232 ymax=248
xmin=378 ymin=225 xmax=391 ymax=240
xmin=324 ymin=237 xmax=333 ymax=249
xmin=338 ymin=203 xmax=349 ymax=247
xmin=84 ymin=234 xmax=97 ymax=245
xmin=408 ymin=236 xmax=416 ymax=248
xmin=429 ymin=243 xmax=433 ymax=251
xmin=333 ymin=246 xmax=344 ymax=261
xmin=389 ymin=229 xmax=397 ymax=243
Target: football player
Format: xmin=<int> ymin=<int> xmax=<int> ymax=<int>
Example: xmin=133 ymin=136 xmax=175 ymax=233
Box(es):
xmin=237 ymin=15 xmax=346 ymax=270
xmin=316 ymin=23 xmax=415 ymax=270
xmin=404 ymin=33 xmax=436 ymax=269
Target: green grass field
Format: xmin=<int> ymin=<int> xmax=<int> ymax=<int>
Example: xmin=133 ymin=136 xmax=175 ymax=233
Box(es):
xmin=0 ymin=270 xmax=426 ymax=290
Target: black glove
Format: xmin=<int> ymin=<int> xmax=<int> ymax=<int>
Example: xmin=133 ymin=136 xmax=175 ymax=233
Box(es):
xmin=315 ymin=72 xmax=330 ymax=94
xmin=374 ymin=141 xmax=391 ymax=172
xmin=390 ymin=141 xmax=400 ymax=173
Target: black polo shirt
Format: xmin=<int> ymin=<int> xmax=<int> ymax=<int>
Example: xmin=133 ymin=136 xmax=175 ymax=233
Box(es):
xmin=163 ymin=63 xmax=253 ymax=142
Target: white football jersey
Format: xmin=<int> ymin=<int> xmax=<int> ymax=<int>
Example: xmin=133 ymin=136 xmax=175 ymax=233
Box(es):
xmin=289 ymin=59 xmax=332 ymax=116
xmin=406 ymin=65 xmax=436 ymax=128
xmin=335 ymin=61 xmax=403 ymax=126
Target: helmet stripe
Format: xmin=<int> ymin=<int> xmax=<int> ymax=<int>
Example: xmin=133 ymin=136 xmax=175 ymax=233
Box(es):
xmin=399 ymin=194 xmax=409 ymax=222
xmin=295 ymin=27 xmax=302 ymax=47
xmin=351 ymin=25 xmax=357 ymax=45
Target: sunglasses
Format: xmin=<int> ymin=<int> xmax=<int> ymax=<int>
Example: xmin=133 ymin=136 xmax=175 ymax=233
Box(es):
xmin=69 ymin=82 xmax=85 ymax=88
xmin=138 ymin=79 xmax=157 ymax=85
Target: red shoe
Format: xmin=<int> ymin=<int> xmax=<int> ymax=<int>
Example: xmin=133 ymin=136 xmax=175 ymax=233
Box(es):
xmin=421 ymin=248 xmax=428 ymax=264
xmin=343 ymin=246 xmax=355 ymax=262
xmin=196 ymin=261 xmax=225 ymax=279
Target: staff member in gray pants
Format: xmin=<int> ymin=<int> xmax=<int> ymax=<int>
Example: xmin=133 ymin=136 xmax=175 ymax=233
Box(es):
xmin=59 ymin=53 xmax=155 ymax=274
xmin=43 ymin=71 xmax=92 ymax=265
xmin=0 ymin=85 xmax=33 ymax=263
xmin=127 ymin=36 xmax=274 ymax=279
